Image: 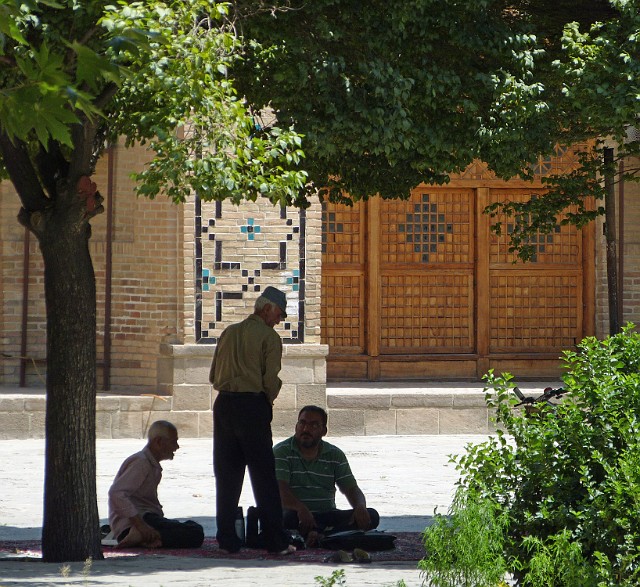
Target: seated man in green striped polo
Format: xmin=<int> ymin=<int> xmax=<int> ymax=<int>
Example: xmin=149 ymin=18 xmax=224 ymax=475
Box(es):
xmin=272 ymin=405 xmax=380 ymax=547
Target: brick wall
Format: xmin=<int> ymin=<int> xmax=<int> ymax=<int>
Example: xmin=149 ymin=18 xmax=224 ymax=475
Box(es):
xmin=91 ymin=142 xmax=183 ymax=391
xmin=3 ymin=147 xmax=639 ymax=401
xmin=620 ymin=157 xmax=640 ymax=328
xmin=0 ymin=183 xmax=47 ymax=385
xmin=594 ymin=154 xmax=640 ymax=336
xmin=0 ymin=140 xmax=183 ymax=391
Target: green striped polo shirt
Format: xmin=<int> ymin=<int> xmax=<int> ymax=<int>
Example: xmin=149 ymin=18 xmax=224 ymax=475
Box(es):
xmin=273 ymin=436 xmax=357 ymax=513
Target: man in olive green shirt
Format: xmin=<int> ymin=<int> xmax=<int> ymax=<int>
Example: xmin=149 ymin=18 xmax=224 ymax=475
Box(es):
xmin=209 ymin=286 xmax=294 ymax=555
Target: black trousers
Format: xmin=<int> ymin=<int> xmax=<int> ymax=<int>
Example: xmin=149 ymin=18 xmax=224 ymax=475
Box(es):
xmin=213 ymin=392 xmax=288 ymax=552
xmin=283 ymin=507 xmax=380 ymax=536
xmin=118 ymin=513 xmax=204 ymax=548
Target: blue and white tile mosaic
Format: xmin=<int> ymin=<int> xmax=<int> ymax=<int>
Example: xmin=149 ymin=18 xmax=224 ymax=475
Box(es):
xmin=194 ymin=197 xmax=305 ymax=344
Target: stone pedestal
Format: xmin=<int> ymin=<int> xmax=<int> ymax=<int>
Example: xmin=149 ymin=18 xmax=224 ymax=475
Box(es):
xmin=157 ymin=342 xmax=329 ymax=437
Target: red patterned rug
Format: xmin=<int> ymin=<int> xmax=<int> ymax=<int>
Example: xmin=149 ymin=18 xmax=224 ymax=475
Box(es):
xmin=0 ymin=533 xmax=424 ymax=563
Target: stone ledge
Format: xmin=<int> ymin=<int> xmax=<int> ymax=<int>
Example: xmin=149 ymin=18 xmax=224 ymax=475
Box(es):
xmin=328 ymin=394 xmax=392 ymax=409
xmin=0 ymin=381 xmax=559 ymax=438
xmin=283 ymin=344 xmax=329 ymax=358
xmin=160 ymin=342 xmax=329 ymax=359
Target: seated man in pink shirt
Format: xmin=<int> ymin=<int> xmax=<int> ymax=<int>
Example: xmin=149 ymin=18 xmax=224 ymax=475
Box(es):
xmin=107 ymin=420 xmax=204 ymax=548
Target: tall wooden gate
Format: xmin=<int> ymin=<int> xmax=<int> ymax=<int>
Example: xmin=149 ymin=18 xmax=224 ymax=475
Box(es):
xmin=321 ymin=184 xmax=595 ymax=381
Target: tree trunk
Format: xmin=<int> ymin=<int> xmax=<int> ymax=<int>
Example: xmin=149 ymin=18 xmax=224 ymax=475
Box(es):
xmin=39 ymin=213 xmax=103 ymax=562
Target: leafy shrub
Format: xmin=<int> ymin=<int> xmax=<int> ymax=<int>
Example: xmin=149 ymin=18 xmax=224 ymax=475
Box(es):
xmin=425 ymin=326 xmax=640 ymax=586
xmin=420 ymin=491 xmax=508 ymax=587
xmin=315 ymin=569 xmax=347 ymax=587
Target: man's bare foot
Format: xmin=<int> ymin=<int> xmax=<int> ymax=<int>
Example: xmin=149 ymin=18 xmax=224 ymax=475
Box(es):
xmin=305 ymin=530 xmax=321 ymax=548
xmin=115 ymin=526 xmax=143 ymax=549
xmin=115 ymin=527 xmax=162 ymax=549
xmin=276 ymin=544 xmax=297 ymax=555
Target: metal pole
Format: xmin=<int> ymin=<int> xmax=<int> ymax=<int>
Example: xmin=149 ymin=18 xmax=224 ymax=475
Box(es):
xmin=604 ymin=147 xmax=619 ymax=335
xmin=103 ymin=145 xmax=115 ymax=390
xmin=19 ymin=228 xmax=30 ymax=386
xmin=618 ymin=159 xmax=624 ymax=329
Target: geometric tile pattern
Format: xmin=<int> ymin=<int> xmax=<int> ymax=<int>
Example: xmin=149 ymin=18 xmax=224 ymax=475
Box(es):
xmin=381 ymin=190 xmax=472 ymax=265
xmin=490 ymin=191 xmax=581 ymax=265
xmin=194 ymin=196 xmax=305 ymax=344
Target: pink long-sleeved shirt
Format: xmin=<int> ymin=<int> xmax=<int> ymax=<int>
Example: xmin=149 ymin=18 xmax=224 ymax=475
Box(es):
xmin=108 ymin=447 xmax=164 ymax=539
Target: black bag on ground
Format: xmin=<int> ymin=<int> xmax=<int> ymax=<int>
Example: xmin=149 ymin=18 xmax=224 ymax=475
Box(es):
xmin=319 ymin=530 xmax=397 ymax=551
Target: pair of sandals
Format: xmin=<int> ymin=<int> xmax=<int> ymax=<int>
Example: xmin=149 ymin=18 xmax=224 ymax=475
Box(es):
xmin=333 ymin=548 xmax=371 ymax=563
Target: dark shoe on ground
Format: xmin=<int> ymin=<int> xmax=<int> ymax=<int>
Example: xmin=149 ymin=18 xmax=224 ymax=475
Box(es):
xmin=217 ymin=534 xmax=243 ymax=554
xmin=265 ymin=531 xmax=297 ymax=555
xmin=288 ymin=531 xmax=306 ymax=550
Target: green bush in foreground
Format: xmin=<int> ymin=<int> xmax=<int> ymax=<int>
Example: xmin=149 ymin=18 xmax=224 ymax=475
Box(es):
xmin=422 ymin=325 xmax=640 ymax=586
xmin=314 ymin=570 xmax=407 ymax=586
xmin=420 ymin=492 xmax=508 ymax=587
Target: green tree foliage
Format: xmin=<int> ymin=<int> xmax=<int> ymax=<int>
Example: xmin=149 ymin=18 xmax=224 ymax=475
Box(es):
xmin=100 ymin=2 xmax=307 ymax=206
xmin=482 ymin=0 xmax=640 ymax=259
xmin=436 ymin=326 xmax=640 ymax=586
xmin=0 ymin=0 xmax=307 ymax=204
xmin=231 ymin=0 xmax=546 ymax=203
xmin=231 ymin=0 xmax=639 ymax=257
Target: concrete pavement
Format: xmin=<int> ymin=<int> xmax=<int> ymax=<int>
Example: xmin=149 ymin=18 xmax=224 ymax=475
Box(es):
xmin=0 ymin=434 xmax=492 ymax=586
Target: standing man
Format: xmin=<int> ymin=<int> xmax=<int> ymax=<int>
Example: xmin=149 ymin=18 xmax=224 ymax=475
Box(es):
xmin=273 ymin=405 xmax=380 ymax=546
xmin=209 ymin=286 xmax=294 ymax=554
xmin=107 ymin=420 xmax=204 ymax=549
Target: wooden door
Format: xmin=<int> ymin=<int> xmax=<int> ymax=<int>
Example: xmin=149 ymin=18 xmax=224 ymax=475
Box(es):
xmin=483 ymin=188 xmax=590 ymax=377
xmin=320 ymin=203 xmax=367 ymax=378
xmin=321 ymin=186 xmax=594 ymax=381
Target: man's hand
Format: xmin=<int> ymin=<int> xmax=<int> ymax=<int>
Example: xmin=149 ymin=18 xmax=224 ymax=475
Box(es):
xmin=296 ymin=505 xmax=317 ymax=536
xmin=278 ymin=479 xmax=318 ymax=536
xmin=352 ymin=503 xmax=372 ymax=530
xmin=345 ymin=485 xmax=371 ymax=530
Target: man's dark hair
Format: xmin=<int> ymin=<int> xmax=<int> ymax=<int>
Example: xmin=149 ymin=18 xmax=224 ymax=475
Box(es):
xmin=298 ymin=405 xmax=328 ymax=427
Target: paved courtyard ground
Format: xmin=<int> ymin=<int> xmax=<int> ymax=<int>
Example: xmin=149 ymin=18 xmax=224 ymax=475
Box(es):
xmin=0 ymin=434 xmax=491 ymax=586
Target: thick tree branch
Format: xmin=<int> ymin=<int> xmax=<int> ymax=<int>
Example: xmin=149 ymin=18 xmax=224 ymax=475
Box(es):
xmin=0 ymin=132 xmax=49 ymax=212
xmin=68 ymin=120 xmax=100 ymax=181
xmin=93 ymin=82 xmax=119 ymax=111
xmin=62 ymin=85 xmax=120 ymax=181
xmin=35 ymin=143 xmax=70 ymax=199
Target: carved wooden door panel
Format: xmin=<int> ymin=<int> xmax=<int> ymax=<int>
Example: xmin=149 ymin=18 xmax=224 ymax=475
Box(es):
xmin=320 ymin=202 xmax=367 ymax=379
xmin=321 ymin=186 xmax=593 ymax=381
xmin=378 ymin=188 xmax=475 ymax=353
xmin=487 ymin=189 xmax=585 ymax=353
